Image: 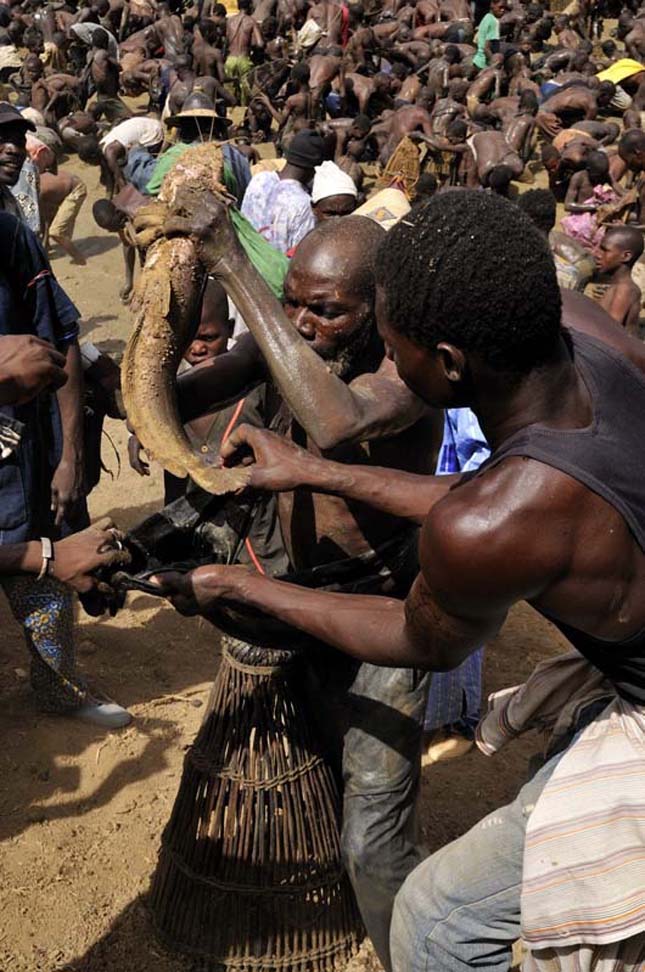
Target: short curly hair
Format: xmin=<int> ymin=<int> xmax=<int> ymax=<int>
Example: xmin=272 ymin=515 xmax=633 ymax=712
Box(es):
xmin=375 ymin=190 xmax=562 ymax=374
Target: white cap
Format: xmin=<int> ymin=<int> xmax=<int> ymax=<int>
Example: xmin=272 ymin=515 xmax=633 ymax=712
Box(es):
xmin=311 ymin=161 xmax=358 ymax=204
xmin=20 ymin=107 xmax=45 ymax=127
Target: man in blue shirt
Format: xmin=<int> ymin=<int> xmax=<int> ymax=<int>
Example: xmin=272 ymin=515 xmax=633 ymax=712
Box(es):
xmin=0 ymin=134 xmax=130 ymax=728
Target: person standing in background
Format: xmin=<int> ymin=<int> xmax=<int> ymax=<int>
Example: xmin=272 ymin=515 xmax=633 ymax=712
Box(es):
xmin=422 ymin=409 xmax=490 ymax=763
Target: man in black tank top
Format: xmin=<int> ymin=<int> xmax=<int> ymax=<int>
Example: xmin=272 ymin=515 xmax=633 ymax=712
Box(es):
xmin=154 ymin=191 xmax=645 ymax=970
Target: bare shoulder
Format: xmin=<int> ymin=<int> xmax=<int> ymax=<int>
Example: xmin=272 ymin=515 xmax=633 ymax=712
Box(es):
xmin=420 ymin=457 xmax=582 ymax=615
xmin=348 ymin=354 xmax=434 ymax=428
xmin=561 ymin=288 xmax=645 ymax=374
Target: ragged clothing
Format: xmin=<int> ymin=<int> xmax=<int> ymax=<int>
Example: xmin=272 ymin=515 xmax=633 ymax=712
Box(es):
xmin=476 ymin=651 xmax=645 ymax=971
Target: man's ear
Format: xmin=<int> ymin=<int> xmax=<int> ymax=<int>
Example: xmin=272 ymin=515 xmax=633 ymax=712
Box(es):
xmin=436 ymin=342 xmax=466 ymax=383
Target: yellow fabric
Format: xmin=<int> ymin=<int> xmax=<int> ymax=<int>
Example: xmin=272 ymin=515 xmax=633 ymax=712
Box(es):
xmin=49 ymin=180 xmax=87 ymax=241
xmin=597 ymin=58 xmax=645 ymax=85
xmin=250 ymin=157 xmax=286 ymax=175
xmin=354 ymin=188 xmax=410 ymax=232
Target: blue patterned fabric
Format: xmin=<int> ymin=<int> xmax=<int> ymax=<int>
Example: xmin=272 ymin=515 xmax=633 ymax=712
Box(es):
xmin=424 ymin=409 xmax=490 ymax=736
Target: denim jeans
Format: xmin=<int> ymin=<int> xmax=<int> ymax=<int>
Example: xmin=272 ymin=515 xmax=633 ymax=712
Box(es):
xmin=303 ymin=650 xmax=430 ymax=972
xmin=390 ymin=703 xmax=607 ymax=972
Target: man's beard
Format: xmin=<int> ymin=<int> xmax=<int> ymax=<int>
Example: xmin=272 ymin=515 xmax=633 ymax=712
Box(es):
xmin=324 ymin=318 xmax=375 ymax=380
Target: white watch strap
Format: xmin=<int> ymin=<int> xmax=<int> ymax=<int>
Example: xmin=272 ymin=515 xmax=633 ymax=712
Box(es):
xmin=37 ymin=537 xmax=53 ymax=581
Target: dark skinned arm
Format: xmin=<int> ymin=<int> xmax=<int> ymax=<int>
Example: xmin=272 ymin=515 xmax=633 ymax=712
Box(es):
xmin=176 ymin=331 xmax=267 ymax=422
xmin=52 ymin=340 xmax=85 ymax=526
xmin=410 ymin=131 xmax=466 ymax=152
xmin=220 ymin=423 xmax=457 ymax=524
xmin=165 ymin=195 xmax=434 ymax=448
xmin=152 ymin=464 xmax=566 ymax=671
xmin=564 ymin=173 xmax=597 ymax=212
xmin=103 ymin=140 xmax=127 ymax=193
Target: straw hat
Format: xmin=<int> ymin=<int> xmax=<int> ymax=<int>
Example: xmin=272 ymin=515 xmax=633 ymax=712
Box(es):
xmin=165 ymin=107 xmax=232 ymax=129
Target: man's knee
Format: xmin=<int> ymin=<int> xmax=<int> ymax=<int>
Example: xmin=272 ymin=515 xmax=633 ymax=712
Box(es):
xmin=341 ymin=806 xmax=379 ymax=883
xmin=340 ymin=797 xmax=412 ymax=893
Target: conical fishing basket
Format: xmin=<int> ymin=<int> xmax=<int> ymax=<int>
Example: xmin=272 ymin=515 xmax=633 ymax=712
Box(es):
xmin=149 ymin=633 xmax=363 ymax=971
xmin=376 ymin=135 xmax=421 ymax=198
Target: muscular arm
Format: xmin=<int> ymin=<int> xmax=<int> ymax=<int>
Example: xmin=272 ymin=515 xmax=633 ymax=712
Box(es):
xmin=158 ymin=463 xmax=565 ymax=670
xmin=175 ymin=205 xmax=435 ymax=448
xmin=52 ymin=340 xmax=84 ymax=525
xmin=224 ymin=423 xmax=458 ymax=522
xmin=412 ymin=131 xmax=466 ymax=152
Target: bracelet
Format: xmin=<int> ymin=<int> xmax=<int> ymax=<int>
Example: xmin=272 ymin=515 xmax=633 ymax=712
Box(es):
xmin=36 ymin=537 xmax=54 ymax=581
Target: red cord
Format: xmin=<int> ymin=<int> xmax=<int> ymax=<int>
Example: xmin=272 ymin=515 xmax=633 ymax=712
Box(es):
xmin=221 ymin=397 xmax=266 ymax=575
xmin=221 ymin=398 xmax=246 ymax=447
xmin=244 ymin=537 xmax=266 ymax=575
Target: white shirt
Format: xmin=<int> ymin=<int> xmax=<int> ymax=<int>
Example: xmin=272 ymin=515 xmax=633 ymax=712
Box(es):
xmin=241 ymin=171 xmax=315 ymax=254
xmin=100 ymin=117 xmax=164 ymax=151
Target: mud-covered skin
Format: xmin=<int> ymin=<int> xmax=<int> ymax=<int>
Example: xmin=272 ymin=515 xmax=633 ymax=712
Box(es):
xmin=122 ymin=143 xmax=250 ymax=495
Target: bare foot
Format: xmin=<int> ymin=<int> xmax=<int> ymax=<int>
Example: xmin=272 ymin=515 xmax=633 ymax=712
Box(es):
xmin=51 ymin=235 xmax=87 ymax=266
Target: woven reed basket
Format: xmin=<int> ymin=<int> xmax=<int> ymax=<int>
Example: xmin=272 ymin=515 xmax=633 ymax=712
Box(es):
xmin=149 ymin=634 xmax=363 ymax=971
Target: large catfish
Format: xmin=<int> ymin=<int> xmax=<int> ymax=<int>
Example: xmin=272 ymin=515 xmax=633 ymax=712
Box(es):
xmin=122 ymin=142 xmax=250 ymax=495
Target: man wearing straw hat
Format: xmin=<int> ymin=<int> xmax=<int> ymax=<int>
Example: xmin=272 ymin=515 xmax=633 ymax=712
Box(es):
xmin=145 ymin=95 xmax=252 ymax=203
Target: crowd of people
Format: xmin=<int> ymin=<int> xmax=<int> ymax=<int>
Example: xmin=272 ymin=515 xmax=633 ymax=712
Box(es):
xmin=2 ymin=0 xmax=645 ymax=967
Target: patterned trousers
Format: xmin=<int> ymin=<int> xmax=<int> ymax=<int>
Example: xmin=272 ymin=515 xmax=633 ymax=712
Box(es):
xmin=1 ymin=574 xmax=87 ymax=712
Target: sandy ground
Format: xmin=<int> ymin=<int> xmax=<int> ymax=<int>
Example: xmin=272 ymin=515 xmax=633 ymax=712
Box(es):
xmin=0 ymin=157 xmax=570 ymax=972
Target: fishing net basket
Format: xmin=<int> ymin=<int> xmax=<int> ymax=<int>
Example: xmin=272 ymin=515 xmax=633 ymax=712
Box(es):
xmin=149 ymin=633 xmax=363 ymax=971
xmin=376 ymin=135 xmax=421 ymax=198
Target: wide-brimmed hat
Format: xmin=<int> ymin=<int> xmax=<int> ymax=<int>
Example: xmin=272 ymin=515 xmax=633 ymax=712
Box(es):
xmin=165 ymin=107 xmax=232 ymax=130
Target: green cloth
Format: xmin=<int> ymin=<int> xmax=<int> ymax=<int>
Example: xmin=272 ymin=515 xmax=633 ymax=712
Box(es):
xmin=473 ymin=12 xmax=499 ymax=70
xmin=225 ymin=54 xmax=253 ymax=76
xmin=146 ymin=142 xmax=199 ymax=196
xmin=225 ymin=54 xmax=253 ymax=106
xmin=144 ymin=142 xmax=288 ymax=300
xmin=145 ymin=142 xmax=241 ymax=202
xmin=230 ymin=208 xmax=288 ymax=299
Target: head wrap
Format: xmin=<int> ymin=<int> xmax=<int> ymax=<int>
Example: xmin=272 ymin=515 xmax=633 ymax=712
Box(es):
xmin=311 ymin=160 xmax=358 ymax=203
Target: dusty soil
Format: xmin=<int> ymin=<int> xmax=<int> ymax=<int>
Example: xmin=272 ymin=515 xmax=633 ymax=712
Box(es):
xmin=0 ymin=157 xmax=569 ymax=972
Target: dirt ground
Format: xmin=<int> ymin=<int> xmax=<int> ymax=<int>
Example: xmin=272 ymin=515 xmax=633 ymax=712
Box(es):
xmin=0 ymin=156 xmax=570 ymax=972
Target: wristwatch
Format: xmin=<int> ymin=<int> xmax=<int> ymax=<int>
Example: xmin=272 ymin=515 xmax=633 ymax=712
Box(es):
xmin=37 ymin=537 xmax=54 ymax=581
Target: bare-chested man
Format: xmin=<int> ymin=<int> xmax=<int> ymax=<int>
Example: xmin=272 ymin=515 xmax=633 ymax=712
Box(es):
xmin=226 ymin=0 xmax=263 ymax=105
xmin=371 ymin=99 xmax=435 ymax=164
xmin=87 ymin=28 xmax=131 ymax=121
xmin=540 ymin=80 xmax=615 ymax=127
xmin=343 ymin=71 xmax=399 ymax=117
xmin=192 ymin=21 xmax=225 ymax=83
xmin=142 ymin=205 xmax=442 ymax=972
xmin=552 ymin=13 xmax=582 ymax=49
xmin=153 ymin=1 xmax=185 ymax=58
xmin=157 ymin=186 xmax=645 ymax=972
xmin=307 ymin=50 xmax=343 ymax=112
xmin=488 ymin=88 xmax=538 ymax=160
xmin=463 ymin=127 xmax=523 ymax=193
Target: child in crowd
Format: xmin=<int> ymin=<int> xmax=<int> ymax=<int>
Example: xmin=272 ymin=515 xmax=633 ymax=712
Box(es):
xmin=594 ymin=224 xmax=644 ymax=335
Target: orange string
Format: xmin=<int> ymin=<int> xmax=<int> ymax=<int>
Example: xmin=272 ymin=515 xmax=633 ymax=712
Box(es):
xmin=220 ymin=397 xmax=266 ymax=576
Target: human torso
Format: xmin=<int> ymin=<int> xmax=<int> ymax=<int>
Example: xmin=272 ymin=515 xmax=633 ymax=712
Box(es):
xmin=227 ymin=12 xmax=253 ymax=55
xmin=264 ymin=382 xmax=439 ymax=569
xmin=465 ymin=328 xmax=645 ymax=701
